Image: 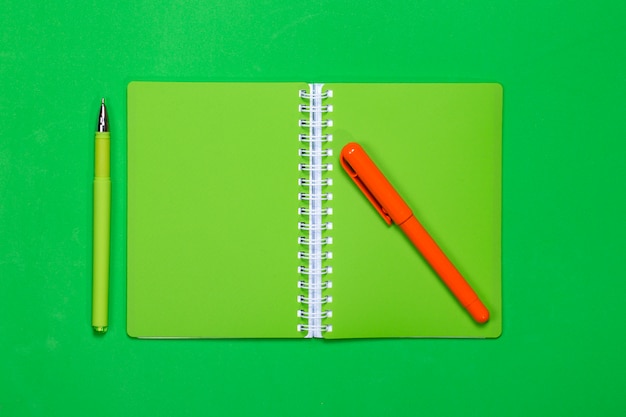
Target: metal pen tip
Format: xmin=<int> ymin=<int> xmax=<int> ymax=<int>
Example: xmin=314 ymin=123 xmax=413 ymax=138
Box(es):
xmin=97 ymin=98 xmax=109 ymax=132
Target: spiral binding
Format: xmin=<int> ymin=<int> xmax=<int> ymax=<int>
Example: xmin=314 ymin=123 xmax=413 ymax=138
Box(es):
xmin=297 ymin=84 xmax=333 ymax=337
xmin=298 ymin=280 xmax=332 ymax=290
xmin=297 ymin=236 xmax=332 ymax=246
xmin=299 ymin=133 xmax=333 ymax=143
xmin=298 ymin=89 xmax=333 ymax=99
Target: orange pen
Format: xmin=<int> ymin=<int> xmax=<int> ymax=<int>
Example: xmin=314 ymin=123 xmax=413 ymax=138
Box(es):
xmin=340 ymin=142 xmax=489 ymax=323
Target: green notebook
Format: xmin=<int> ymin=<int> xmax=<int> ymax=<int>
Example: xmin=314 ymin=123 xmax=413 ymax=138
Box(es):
xmin=127 ymin=82 xmax=502 ymax=339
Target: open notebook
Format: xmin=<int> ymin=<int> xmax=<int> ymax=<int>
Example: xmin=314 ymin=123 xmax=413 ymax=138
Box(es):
xmin=127 ymin=82 xmax=502 ymax=339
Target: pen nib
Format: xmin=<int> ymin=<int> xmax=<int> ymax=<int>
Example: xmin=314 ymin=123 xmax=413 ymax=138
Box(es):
xmin=97 ymin=98 xmax=109 ymax=132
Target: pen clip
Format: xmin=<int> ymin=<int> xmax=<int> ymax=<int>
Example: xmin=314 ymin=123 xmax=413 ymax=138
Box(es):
xmin=340 ymin=153 xmax=393 ymax=225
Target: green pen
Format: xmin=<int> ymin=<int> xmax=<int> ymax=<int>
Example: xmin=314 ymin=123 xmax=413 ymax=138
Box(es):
xmin=92 ymin=98 xmax=110 ymax=333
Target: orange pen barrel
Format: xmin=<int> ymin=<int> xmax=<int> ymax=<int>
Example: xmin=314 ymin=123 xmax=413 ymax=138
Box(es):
xmin=399 ymin=216 xmax=489 ymax=323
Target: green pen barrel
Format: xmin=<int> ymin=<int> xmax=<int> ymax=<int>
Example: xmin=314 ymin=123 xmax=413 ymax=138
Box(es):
xmin=92 ymin=132 xmax=110 ymax=333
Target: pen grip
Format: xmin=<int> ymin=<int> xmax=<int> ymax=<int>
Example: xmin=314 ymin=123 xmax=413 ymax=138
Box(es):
xmin=92 ymin=178 xmax=110 ymax=330
xmin=399 ymin=216 xmax=489 ymax=323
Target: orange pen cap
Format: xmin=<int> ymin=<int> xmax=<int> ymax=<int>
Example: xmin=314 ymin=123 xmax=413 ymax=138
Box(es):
xmin=339 ymin=142 xmax=413 ymax=226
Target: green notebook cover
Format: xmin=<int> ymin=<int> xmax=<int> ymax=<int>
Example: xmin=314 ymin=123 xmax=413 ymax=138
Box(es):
xmin=127 ymin=81 xmax=502 ymax=339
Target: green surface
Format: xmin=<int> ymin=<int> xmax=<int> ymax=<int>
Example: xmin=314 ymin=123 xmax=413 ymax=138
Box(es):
xmin=1 ymin=1 xmax=624 ymax=416
xmin=127 ymin=82 xmax=501 ymax=339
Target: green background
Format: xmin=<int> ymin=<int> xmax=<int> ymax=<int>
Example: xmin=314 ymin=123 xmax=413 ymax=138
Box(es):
xmin=1 ymin=1 xmax=624 ymax=416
